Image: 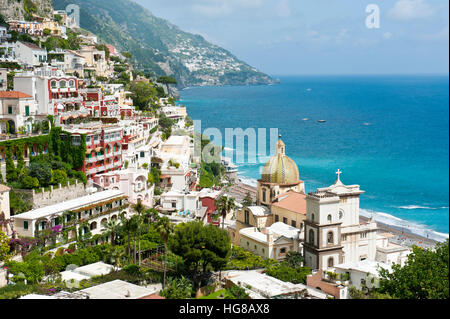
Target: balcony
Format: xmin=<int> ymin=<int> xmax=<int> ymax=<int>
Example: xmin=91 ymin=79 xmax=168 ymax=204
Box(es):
xmin=97 ymin=166 xmax=105 ymax=172
xmin=96 ymin=155 xmax=105 ymax=161
xmin=87 ymin=168 xmax=96 ymax=175
xmin=86 ymin=156 xmax=97 ymax=163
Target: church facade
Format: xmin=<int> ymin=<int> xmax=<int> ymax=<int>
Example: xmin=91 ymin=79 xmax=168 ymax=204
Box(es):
xmin=303 ymin=170 xmax=378 ymax=270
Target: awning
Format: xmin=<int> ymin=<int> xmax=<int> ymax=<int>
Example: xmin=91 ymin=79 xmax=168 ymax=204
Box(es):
xmin=95 ymin=147 xmax=103 ymax=152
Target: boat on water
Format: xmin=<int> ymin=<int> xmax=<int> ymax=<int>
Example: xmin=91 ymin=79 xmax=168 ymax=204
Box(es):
xmin=317 ymin=120 xmax=326 ymax=123
xmin=302 ymin=118 xmax=309 ymax=121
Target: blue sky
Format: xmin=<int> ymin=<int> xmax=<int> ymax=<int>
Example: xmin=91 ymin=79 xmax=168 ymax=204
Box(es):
xmin=135 ymin=0 xmax=449 ymax=76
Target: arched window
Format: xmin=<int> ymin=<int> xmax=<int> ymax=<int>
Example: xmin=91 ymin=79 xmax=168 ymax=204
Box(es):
xmin=69 ymin=80 xmax=75 ymax=87
xmin=60 ymin=80 xmax=66 ymax=88
xmin=90 ymin=222 xmax=97 ymax=230
xmin=328 ymin=257 xmax=334 ymax=268
xmin=327 ymin=214 xmax=332 ymax=223
xmin=327 ymin=231 xmax=334 ymax=244
xmin=339 ymin=210 xmax=344 ymax=220
xmin=309 ymin=229 xmax=315 ymax=244
xmin=51 ymin=80 xmax=57 ymax=88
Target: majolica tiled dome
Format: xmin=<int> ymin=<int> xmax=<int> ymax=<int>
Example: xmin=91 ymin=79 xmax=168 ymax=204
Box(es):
xmin=261 ymin=139 xmax=300 ymax=184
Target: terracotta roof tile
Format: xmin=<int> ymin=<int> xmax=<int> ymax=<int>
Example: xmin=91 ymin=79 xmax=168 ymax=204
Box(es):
xmin=0 ymin=91 xmax=33 ymax=99
xmin=271 ymin=191 xmax=307 ymax=215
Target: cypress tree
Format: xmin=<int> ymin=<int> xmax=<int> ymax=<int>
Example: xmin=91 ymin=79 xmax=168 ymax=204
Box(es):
xmin=5 ymin=147 xmax=17 ymax=183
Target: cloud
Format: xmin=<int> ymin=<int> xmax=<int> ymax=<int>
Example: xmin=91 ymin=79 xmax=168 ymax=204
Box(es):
xmin=418 ymin=25 xmax=449 ymax=41
xmin=388 ymin=0 xmax=435 ymax=20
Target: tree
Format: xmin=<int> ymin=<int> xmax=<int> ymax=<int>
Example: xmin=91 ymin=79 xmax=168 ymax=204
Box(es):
xmin=160 ymin=276 xmax=193 ymax=299
xmin=242 ymin=192 xmax=254 ymax=207
xmin=156 ymin=217 xmax=175 ymax=289
xmin=129 ymin=81 xmax=157 ymax=110
xmin=5 ymin=148 xmax=17 ymax=183
xmin=51 ymin=169 xmax=68 ymax=186
xmin=103 ymin=219 xmax=120 ymax=247
xmin=157 ymin=76 xmax=178 ymax=97
xmin=377 ymin=240 xmax=449 ymax=299
xmin=284 ymin=251 xmax=304 ymax=268
xmin=132 ymin=200 xmax=146 ymax=266
xmin=29 ymin=162 xmax=52 ymax=187
xmin=21 ymin=176 xmax=39 ymax=189
xmin=265 ymin=263 xmax=311 ymax=284
xmin=0 ymin=231 xmax=11 ymax=263
xmin=215 ymin=196 xmax=235 ymax=229
xmin=169 ymin=221 xmax=231 ymax=290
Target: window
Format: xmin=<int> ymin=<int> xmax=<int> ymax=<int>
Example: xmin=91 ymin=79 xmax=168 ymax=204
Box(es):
xmin=328 ymin=257 xmax=334 ymax=268
xmin=51 ymin=81 xmax=57 ymax=88
xmin=341 ymin=234 xmax=347 ymax=242
xmin=60 ymin=80 xmax=66 ymax=88
xmin=171 ymin=202 xmax=176 ymax=208
xmin=360 ymin=232 xmax=368 ymax=239
xmin=327 ymin=214 xmax=332 ymax=223
xmin=8 ymin=106 xmax=12 ymax=114
xmin=291 ymin=220 xmax=296 ymax=228
xmin=71 ymin=135 xmax=81 ymax=146
xmin=262 ymin=189 xmax=266 ymax=202
xmin=25 ymin=106 xmax=30 ymax=116
xmin=245 ymin=210 xmax=250 ymax=224
xmin=339 ymin=210 xmax=344 ymax=220
xmin=309 ymin=229 xmax=315 ymax=244
xmin=280 ymin=248 xmax=286 ymax=254
xmin=23 ymin=221 xmax=28 ymax=230
xmin=69 ymin=80 xmax=75 ymax=87
xmin=86 ymin=136 xmax=91 ymax=144
xmin=327 ymin=231 xmax=334 ymax=244
xmin=311 ymin=214 xmax=315 ymax=222
xmin=283 ymin=217 xmax=288 ymax=224
xmin=274 ymin=215 xmax=279 ymax=222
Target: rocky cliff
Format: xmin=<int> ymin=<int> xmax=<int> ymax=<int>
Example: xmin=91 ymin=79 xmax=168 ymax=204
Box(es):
xmin=0 ymin=0 xmax=53 ymax=20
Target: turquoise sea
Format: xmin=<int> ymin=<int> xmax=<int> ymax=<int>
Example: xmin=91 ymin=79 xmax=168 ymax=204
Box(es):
xmin=179 ymin=75 xmax=449 ymax=241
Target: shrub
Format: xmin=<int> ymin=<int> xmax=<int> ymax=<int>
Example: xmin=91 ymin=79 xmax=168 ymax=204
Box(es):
xmin=21 ymin=176 xmax=39 ymax=189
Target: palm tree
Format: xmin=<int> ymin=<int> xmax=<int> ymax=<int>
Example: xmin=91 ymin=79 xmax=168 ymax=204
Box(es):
xmin=215 ymin=196 xmax=236 ymax=229
xmin=132 ymin=200 xmax=145 ymax=266
xmin=120 ymin=215 xmax=133 ymax=263
xmin=103 ymin=219 xmax=120 ymax=246
xmin=156 ymin=217 xmax=175 ymax=289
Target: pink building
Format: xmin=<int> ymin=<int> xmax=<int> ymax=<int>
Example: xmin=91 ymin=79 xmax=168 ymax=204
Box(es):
xmin=93 ymin=168 xmax=154 ymax=207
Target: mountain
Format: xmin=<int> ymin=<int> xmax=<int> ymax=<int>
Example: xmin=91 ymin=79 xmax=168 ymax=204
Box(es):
xmin=0 ymin=0 xmax=53 ymax=21
xmin=52 ymin=0 xmax=276 ymax=88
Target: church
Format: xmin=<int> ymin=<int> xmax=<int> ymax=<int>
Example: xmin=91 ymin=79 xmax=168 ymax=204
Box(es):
xmin=230 ymin=138 xmax=409 ymax=270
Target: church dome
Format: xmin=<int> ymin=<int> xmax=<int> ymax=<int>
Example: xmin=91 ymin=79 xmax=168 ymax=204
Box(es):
xmin=261 ymin=139 xmax=300 ymax=185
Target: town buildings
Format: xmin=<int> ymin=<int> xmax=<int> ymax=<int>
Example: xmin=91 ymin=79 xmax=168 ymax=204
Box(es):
xmin=0 ymin=90 xmax=36 ymax=134
xmin=15 ymin=41 xmax=47 ymax=67
xmin=12 ymin=189 xmax=130 ymax=242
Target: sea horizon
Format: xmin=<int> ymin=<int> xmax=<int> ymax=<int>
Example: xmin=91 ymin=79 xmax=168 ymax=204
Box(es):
xmin=180 ymin=74 xmax=449 ymax=242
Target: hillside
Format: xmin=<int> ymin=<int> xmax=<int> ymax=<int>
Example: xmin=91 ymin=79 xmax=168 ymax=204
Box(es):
xmin=0 ymin=0 xmax=53 ymax=20
xmin=52 ymin=0 xmax=275 ymax=88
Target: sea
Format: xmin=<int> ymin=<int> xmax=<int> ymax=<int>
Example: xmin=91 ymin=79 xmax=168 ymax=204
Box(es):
xmin=178 ymin=75 xmax=449 ymax=242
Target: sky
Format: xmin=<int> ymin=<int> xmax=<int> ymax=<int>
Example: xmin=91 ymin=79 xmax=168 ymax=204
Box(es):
xmin=134 ymin=0 xmax=449 ymax=76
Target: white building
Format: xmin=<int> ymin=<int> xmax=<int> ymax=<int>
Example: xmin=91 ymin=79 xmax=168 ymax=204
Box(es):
xmin=159 ymin=190 xmax=201 ymax=216
xmin=15 ymin=41 xmax=47 ymax=67
xmin=225 ymin=270 xmax=330 ymax=299
xmin=239 ymin=222 xmax=302 ymax=261
xmin=12 ymin=190 xmax=131 ymax=243
xmin=303 ymin=170 xmax=411 ymax=271
xmin=0 ymin=91 xmax=37 ymax=134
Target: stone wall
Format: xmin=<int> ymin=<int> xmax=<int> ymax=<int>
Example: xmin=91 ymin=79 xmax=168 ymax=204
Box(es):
xmin=15 ymin=181 xmax=87 ymax=209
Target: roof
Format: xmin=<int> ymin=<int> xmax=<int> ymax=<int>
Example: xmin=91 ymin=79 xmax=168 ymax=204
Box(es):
xmin=139 ymin=293 xmax=165 ymax=299
xmin=0 ymin=91 xmax=33 ymax=99
xmin=226 ymin=270 xmax=328 ymax=299
xmin=19 ymin=41 xmax=46 ymax=51
xmin=0 ymin=184 xmax=11 ymax=193
xmin=247 ymin=206 xmax=271 ymax=216
xmin=271 ymin=191 xmax=306 ymax=215
xmin=80 ymin=280 xmax=156 ymax=299
xmin=268 ymin=222 xmax=301 ymax=239
xmin=13 ymin=189 xmax=125 ymax=220
xmin=334 ymin=260 xmax=393 ymax=276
